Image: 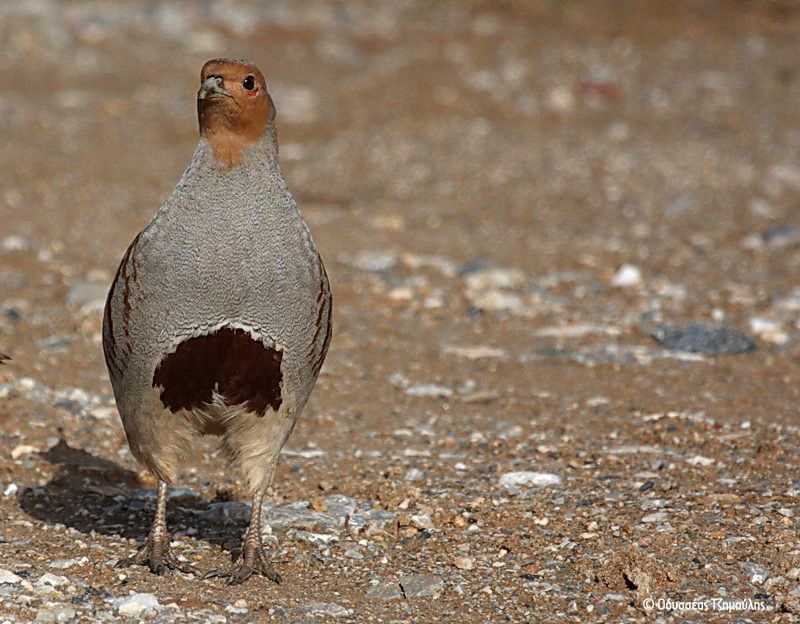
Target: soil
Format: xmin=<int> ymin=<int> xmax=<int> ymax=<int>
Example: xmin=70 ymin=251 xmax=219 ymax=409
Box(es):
xmin=1 ymin=1 xmax=800 ymax=622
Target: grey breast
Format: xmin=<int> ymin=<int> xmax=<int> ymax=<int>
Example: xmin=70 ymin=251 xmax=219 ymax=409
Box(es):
xmin=103 ymin=145 xmax=331 ymax=419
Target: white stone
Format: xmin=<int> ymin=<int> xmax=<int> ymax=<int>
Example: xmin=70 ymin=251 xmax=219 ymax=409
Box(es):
xmin=89 ymin=406 xmax=117 ymax=420
xmin=410 ymin=514 xmax=434 ymax=530
xmin=0 ymin=569 xmax=22 ymax=584
xmin=49 ymin=557 xmax=87 ymax=569
xmin=442 ymin=345 xmax=507 ymax=360
xmin=534 ymin=324 xmax=620 ymax=338
xmin=464 ymin=268 xmax=525 ymax=291
xmin=499 ymin=471 xmax=562 ymax=491
xmin=116 ymin=593 xmax=160 ymax=616
xmin=11 ymin=445 xmax=38 ymax=460
xmin=545 ymin=85 xmax=576 ymax=112
xmin=686 ymin=455 xmax=715 ymax=467
xmin=3 ymin=483 xmax=18 ymax=497
xmin=405 ymin=384 xmax=453 ymax=398
xmin=36 ymin=573 xmax=69 ymax=588
xmin=467 ymin=290 xmax=524 ymax=313
xmin=401 ymin=253 xmax=457 ymax=277
xmin=611 ymin=263 xmax=642 ymax=287
xmin=1 ymin=235 xmax=28 ymax=252
xmin=749 ymin=317 xmax=788 ymax=344
xmin=404 ymin=468 xmax=425 ymax=482
xmin=641 ymin=511 xmax=668 ymax=523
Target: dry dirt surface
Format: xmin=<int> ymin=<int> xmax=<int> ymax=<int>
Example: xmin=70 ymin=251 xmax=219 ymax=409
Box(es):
xmin=1 ymin=1 xmax=800 ymax=622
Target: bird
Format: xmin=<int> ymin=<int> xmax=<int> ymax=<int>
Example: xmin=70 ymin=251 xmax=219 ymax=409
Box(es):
xmin=102 ymin=58 xmax=332 ymax=584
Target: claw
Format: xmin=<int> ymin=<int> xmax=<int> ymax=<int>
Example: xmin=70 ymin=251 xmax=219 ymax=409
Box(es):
xmin=200 ymin=568 xmax=222 ymax=581
xmin=203 ymin=547 xmax=281 ymax=585
xmin=117 ymin=533 xmax=199 ymax=577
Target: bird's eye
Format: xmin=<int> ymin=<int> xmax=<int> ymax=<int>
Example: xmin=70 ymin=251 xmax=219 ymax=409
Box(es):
xmin=242 ymin=75 xmax=255 ymax=91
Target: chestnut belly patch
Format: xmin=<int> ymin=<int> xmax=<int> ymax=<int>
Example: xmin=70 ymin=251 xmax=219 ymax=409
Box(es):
xmin=153 ymin=327 xmax=282 ymax=416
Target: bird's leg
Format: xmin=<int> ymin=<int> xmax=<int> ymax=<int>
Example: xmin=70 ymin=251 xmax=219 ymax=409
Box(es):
xmin=117 ymin=480 xmax=197 ymax=576
xmin=203 ymin=490 xmax=281 ymax=585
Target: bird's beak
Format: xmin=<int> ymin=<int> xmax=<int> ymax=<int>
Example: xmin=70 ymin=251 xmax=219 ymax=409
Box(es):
xmin=198 ymin=76 xmax=231 ymax=100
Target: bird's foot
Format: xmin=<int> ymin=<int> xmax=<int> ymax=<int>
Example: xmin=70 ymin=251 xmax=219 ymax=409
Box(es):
xmin=203 ymin=542 xmax=281 ymax=586
xmin=116 ymin=531 xmax=198 ymax=576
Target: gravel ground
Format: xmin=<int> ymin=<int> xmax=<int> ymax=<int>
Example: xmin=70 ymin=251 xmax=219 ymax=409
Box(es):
xmin=1 ymin=1 xmax=800 ymax=622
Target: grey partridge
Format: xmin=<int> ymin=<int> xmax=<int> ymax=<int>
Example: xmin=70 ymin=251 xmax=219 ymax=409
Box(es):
xmin=103 ymin=58 xmax=332 ymax=584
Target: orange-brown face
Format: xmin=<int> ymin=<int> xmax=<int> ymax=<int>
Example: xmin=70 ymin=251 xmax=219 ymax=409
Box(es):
xmin=197 ymin=58 xmax=275 ymax=165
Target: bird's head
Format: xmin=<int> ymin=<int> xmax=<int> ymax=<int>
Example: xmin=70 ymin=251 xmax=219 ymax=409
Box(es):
xmin=197 ymin=58 xmax=275 ymax=166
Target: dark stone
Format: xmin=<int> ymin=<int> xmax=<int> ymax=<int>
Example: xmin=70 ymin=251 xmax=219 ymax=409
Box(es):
xmin=650 ymin=323 xmax=757 ymax=355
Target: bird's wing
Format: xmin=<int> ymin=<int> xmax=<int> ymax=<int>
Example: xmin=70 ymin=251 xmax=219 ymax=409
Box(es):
xmin=102 ymin=233 xmax=142 ymax=387
xmin=309 ymin=251 xmax=333 ymax=380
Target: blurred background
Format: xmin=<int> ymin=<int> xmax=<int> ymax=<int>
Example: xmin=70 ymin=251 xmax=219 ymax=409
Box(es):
xmin=1 ymin=0 xmax=800 ymax=621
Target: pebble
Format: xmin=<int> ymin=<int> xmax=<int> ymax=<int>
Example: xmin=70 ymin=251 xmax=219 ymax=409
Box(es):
xmin=301 ymin=602 xmax=351 ymax=618
xmin=650 ymin=323 xmax=757 ymax=355
xmin=282 ymin=448 xmax=326 ymax=458
xmin=463 ymin=267 xmax=525 ymax=291
xmin=499 ymin=471 xmax=562 ymax=493
xmin=344 ymin=548 xmax=364 ymax=560
xmin=114 ymin=593 xmax=161 ymax=616
xmin=641 ymin=511 xmax=668 ymax=523
xmin=366 ymin=579 xmax=404 ymax=601
xmin=686 ymin=455 xmax=715 ymax=466
xmin=10 ymin=444 xmax=38 ymax=460
xmin=49 ymin=558 xmax=86 ymax=569
xmin=442 ymin=345 xmax=507 ymax=359
xmin=454 ymin=556 xmax=474 ymax=570
xmin=741 ymin=561 xmax=769 ymax=585
xmin=35 ymin=573 xmax=69 ymax=588
xmin=749 ymin=317 xmax=788 ymax=345
xmin=410 ymin=514 xmax=434 ymax=530
xmin=611 ymin=263 xmax=642 ymax=287
xmin=534 ymin=324 xmax=620 ymax=338
xmin=89 ymin=406 xmax=117 ymax=420
xmin=404 ymin=468 xmax=425 ymax=481
xmin=289 ymin=530 xmax=338 ymax=546
xmin=225 ymin=599 xmax=248 ymax=614
xmin=34 ymin=607 xmax=76 ymax=623
xmin=399 ymin=574 xmax=445 ymax=599
xmin=342 ymin=250 xmax=398 ymax=273
xmin=0 ymin=569 xmax=22 ymax=584
xmin=467 ymin=290 xmax=524 ymax=313
xmin=762 ymin=224 xmax=800 ymax=248
xmin=545 ymin=85 xmax=576 ymax=112
xmin=1 ymin=235 xmax=28 ymax=252
xmin=401 ymin=253 xmax=457 ymax=277
xmin=405 ymin=383 xmax=453 ymax=398
xmin=4 ymin=483 xmax=18 ymax=497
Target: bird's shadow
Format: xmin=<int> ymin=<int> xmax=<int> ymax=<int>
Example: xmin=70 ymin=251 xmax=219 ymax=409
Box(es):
xmin=18 ymin=437 xmax=246 ymax=556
